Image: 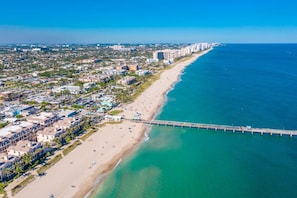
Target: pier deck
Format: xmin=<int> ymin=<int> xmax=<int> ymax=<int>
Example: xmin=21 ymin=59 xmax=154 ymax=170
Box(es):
xmin=132 ymin=119 xmax=297 ymax=137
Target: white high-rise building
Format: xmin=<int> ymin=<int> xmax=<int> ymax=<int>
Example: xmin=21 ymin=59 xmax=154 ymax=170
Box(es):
xmin=152 ymin=43 xmax=211 ymax=62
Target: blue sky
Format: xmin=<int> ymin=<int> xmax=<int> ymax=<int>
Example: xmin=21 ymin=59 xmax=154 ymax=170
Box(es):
xmin=0 ymin=0 xmax=296 ymax=43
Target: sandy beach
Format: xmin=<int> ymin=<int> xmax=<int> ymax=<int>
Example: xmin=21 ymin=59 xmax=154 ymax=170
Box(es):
xmin=12 ymin=49 xmax=211 ymax=198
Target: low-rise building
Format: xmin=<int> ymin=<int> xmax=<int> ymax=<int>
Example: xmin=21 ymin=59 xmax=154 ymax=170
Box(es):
xmin=135 ymin=70 xmax=150 ymax=76
xmin=117 ymin=76 xmax=136 ymax=86
xmin=0 ymin=91 xmax=23 ymax=102
xmin=52 ymin=85 xmax=81 ymax=94
xmin=146 ymin=58 xmax=158 ymax=63
xmin=116 ymin=65 xmax=129 ymax=71
xmin=79 ymin=74 xmax=112 ymax=83
xmin=109 ymin=45 xmax=134 ymax=51
xmin=91 ymin=93 xmax=104 ymax=101
xmin=101 ymin=69 xmax=126 ymax=76
xmin=0 ymin=105 xmax=35 ymax=118
xmin=7 ymin=140 xmax=42 ymax=157
xmin=0 ymin=121 xmax=41 ymax=152
xmin=76 ymin=59 xmax=96 ymax=64
xmin=36 ymin=127 xmax=65 ymax=143
xmin=105 ymin=115 xmax=122 ymax=122
xmin=53 ymin=117 xmax=82 ymax=130
xmin=83 ymin=82 xmax=96 ymax=91
xmin=101 ymin=100 xmax=114 ymax=108
xmin=57 ymin=110 xmax=77 ymax=119
xmin=18 ymin=105 xmax=36 ymax=117
xmin=27 ymin=112 xmax=58 ymax=128
xmin=37 ymin=117 xmax=81 ymax=143
xmin=0 ymin=153 xmax=20 ymax=181
xmin=128 ymin=65 xmax=139 ymax=71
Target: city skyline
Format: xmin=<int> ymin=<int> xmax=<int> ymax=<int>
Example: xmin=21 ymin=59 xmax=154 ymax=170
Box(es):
xmin=1 ymin=0 xmax=296 ymax=43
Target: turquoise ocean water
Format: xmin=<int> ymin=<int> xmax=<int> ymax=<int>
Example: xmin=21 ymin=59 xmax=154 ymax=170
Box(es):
xmin=94 ymin=44 xmax=297 ymax=198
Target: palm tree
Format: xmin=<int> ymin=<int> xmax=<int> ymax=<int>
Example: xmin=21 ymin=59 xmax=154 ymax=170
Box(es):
xmin=14 ymin=162 xmax=23 ymax=176
xmin=65 ymin=136 xmax=71 ymax=144
xmin=53 ymin=137 xmax=62 ymax=147
xmin=83 ymin=121 xmax=91 ymax=130
xmin=44 ymin=141 xmax=50 ymax=148
xmin=35 ymin=148 xmax=44 ymax=158
xmin=45 ymin=151 xmax=51 ymax=158
xmin=22 ymin=153 xmax=33 ymax=168
xmin=3 ymin=167 xmax=12 ymax=181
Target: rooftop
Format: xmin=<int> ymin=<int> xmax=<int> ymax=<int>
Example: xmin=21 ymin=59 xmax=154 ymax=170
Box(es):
xmin=0 ymin=121 xmax=34 ymax=137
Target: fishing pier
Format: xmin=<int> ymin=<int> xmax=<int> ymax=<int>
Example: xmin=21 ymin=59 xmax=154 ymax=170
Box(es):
xmin=132 ymin=119 xmax=297 ymax=137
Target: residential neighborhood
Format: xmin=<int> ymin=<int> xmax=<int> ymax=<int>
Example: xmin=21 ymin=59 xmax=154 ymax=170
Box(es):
xmin=0 ymin=43 xmax=213 ymax=191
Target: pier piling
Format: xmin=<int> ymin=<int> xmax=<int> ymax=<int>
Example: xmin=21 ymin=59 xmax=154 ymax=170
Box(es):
xmin=137 ymin=119 xmax=297 ymax=137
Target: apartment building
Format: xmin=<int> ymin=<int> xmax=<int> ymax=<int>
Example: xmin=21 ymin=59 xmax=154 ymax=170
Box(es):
xmin=7 ymin=140 xmax=42 ymax=157
xmin=117 ymin=76 xmax=136 ymax=86
xmin=27 ymin=112 xmax=59 ymax=127
xmin=0 ymin=153 xmax=19 ymax=181
xmin=54 ymin=117 xmax=82 ymax=130
xmin=37 ymin=117 xmax=81 ymax=143
xmin=36 ymin=127 xmax=65 ymax=143
xmin=0 ymin=121 xmax=41 ymax=152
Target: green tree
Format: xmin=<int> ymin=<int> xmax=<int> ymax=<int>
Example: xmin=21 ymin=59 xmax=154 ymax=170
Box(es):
xmin=3 ymin=167 xmax=12 ymax=180
xmin=65 ymin=136 xmax=71 ymax=144
xmin=44 ymin=142 xmax=50 ymax=148
xmin=41 ymin=102 xmax=51 ymax=111
xmin=14 ymin=162 xmax=23 ymax=176
xmin=45 ymin=151 xmax=51 ymax=158
xmin=22 ymin=153 xmax=33 ymax=167
xmin=83 ymin=121 xmax=91 ymax=130
xmin=15 ymin=114 xmax=24 ymax=119
xmin=35 ymin=148 xmax=44 ymax=158
xmin=39 ymin=71 xmax=53 ymax=77
xmin=0 ymin=122 xmax=8 ymax=129
xmin=71 ymin=104 xmax=83 ymax=109
xmin=26 ymin=100 xmax=38 ymax=105
xmin=0 ymin=182 xmax=7 ymax=194
xmin=53 ymin=138 xmax=62 ymax=147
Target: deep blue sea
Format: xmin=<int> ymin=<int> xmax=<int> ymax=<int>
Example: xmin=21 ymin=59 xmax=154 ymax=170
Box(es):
xmin=94 ymin=44 xmax=297 ymax=198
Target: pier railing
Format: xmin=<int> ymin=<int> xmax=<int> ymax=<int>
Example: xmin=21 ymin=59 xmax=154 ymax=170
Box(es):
xmin=131 ymin=119 xmax=297 ymax=137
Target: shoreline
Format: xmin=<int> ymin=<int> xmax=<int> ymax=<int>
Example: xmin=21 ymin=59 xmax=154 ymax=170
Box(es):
xmin=12 ymin=49 xmax=212 ymax=198
xmin=77 ymin=124 xmax=148 ymax=198
xmin=83 ymin=125 xmax=151 ymax=198
xmin=84 ymin=49 xmax=213 ymax=198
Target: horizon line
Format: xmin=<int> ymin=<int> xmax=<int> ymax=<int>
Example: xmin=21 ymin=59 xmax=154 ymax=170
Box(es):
xmin=0 ymin=42 xmax=297 ymax=46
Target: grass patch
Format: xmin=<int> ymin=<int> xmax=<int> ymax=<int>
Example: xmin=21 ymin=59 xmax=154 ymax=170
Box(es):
xmin=11 ymin=175 xmax=35 ymax=196
xmin=130 ymin=73 xmax=161 ymax=101
xmin=108 ymin=109 xmax=123 ymax=115
xmin=98 ymin=121 xmax=122 ymax=127
xmin=0 ymin=122 xmax=8 ymax=129
xmin=62 ymin=140 xmax=82 ymax=156
xmin=0 ymin=182 xmax=7 ymax=197
xmin=71 ymin=104 xmax=84 ymax=109
xmin=37 ymin=154 xmax=62 ymax=175
xmin=80 ymin=129 xmax=96 ymax=141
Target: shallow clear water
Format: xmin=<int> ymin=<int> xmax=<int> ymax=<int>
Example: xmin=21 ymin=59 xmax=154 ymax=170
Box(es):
xmin=95 ymin=44 xmax=297 ymax=198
